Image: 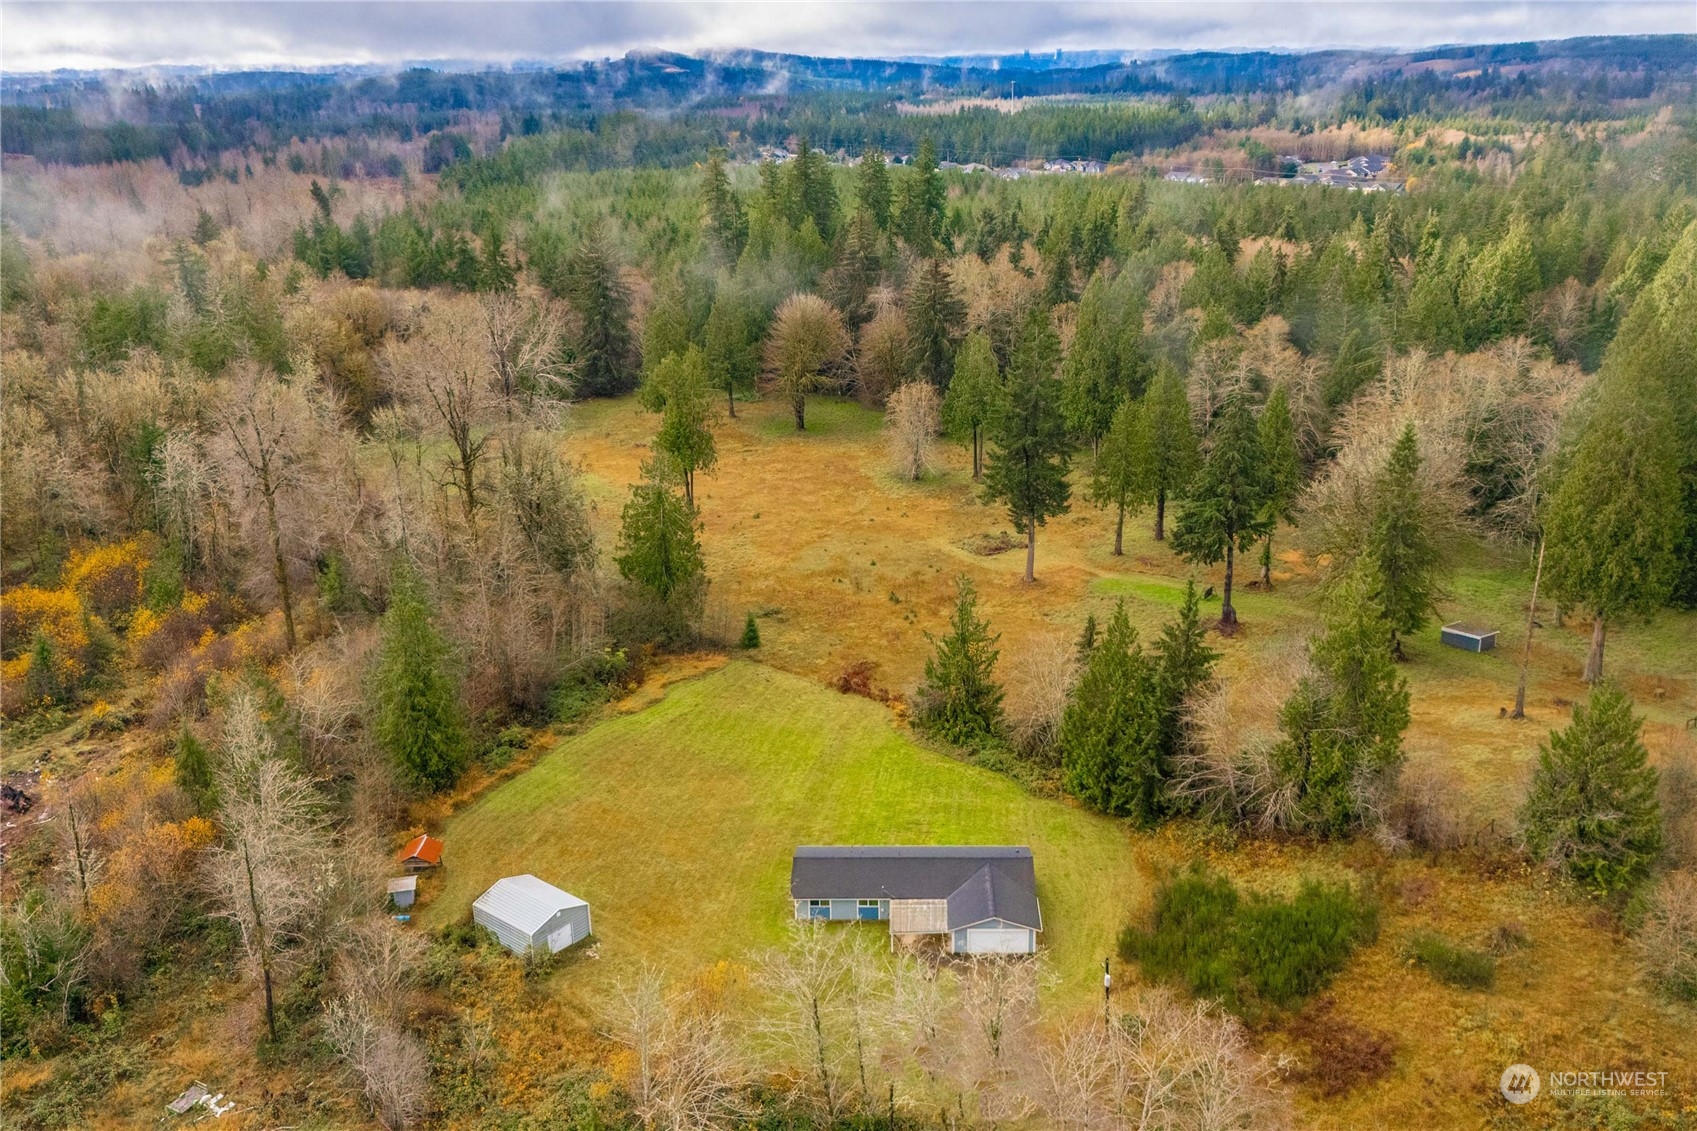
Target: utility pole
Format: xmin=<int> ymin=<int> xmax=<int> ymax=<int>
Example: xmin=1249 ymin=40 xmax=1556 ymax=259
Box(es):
xmin=1102 ymin=957 xmax=1112 ymax=1030
xmin=1512 ymin=537 xmax=1545 ymax=720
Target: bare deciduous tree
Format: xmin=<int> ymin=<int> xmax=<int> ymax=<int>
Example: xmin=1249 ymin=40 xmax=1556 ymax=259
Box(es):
xmin=755 ymin=922 xmax=862 ymax=1121
xmin=1171 ymin=640 xmax=1309 ymax=831
xmin=387 ymin=299 xmax=502 ymax=525
xmin=885 ymin=381 xmax=941 ymax=482
xmin=480 ymin=290 xmax=568 ymax=415
xmin=956 ymin=955 xmax=1043 ymax=1123
xmin=612 ymin=966 xmax=753 ymax=1130
xmin=1033 ymin=989 xmax=1291 ymax=1131
xmin=215 ymin=366 xmax=320 ymax=651
xmin=1004 ymin=632 xmax=1079 ymax=761
xmin=204 ymin=690 xmax=329 ymax=1042
xmin=325 ymin=994 xmax=430 ymax=1130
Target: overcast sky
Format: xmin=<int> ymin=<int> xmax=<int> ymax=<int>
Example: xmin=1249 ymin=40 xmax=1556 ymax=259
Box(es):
xmin=3 ymin=2 xmax=1692 ymax=73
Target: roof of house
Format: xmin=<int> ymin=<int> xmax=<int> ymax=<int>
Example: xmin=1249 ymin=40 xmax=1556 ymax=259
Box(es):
xmin=790 ymin=847 xmax=1041 ymax=931
xmin=1442 ymin=622 xmax=1498 ymax=637
xmin=398 ymin=834 xmax=444 ymax=866
xmin=386 ymin=876 xmax=418 ymax=895
xmin=473 ymin=874 xmax=586 ymax=935
xmin=945 ymin=863 xmax=1043 ymax=932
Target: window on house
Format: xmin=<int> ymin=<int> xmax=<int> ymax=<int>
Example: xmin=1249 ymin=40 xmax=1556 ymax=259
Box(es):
xmin=858 ymin=899 xmax=882 ymax=921
xmin=809 ymin=899 xmax=831 ymax=920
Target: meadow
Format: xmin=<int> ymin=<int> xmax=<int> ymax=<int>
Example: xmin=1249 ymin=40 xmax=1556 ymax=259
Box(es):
xmin=565 ymin=392 xmax=1697 ymax=830
xmin=423 ymin=659 xmax=1142 ymax=1005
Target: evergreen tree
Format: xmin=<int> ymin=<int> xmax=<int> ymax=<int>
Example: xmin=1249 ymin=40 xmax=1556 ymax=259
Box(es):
xmin=1151 ymin=579 xmax=1220 ymax=758
xmin=821 ymin=210 xmax=884 ymax=332
xmin=639 ymin=280 xmax=693 ymax=391
xmin=1075 ymin=612 xmax=1098 ymax=665
xmin=915 ymin=576 xmax=1004 ymax=747
xmin=1256 ymin=386 xmax=1302 ymax=588
xmin=1405 ymin=225 xmax=1465 ymax=354
xmin=21 ymin=632 xmax=63 ymax=710
xmin=1089 ymin=396 xmax=1146 ymax=556
xmin=175 ymin=727 xmax=218 ymax=816
xmin=895 ymin=137 xmax=945 ymax=254
xmin=373 ymin=567 xmax=466 ymax=792
xmin=983 ymin=309 xmax=1072 ymax=583
xmin=1059 ymin=601 xmax=1165 ymax=822
xmin=476 ymin=222 xmax=517 ymax=292
xmin=1519 ymin=683 xmax=1662 ymax=898
xmin=1459 ymin=216 xmax=1541 ymax=347
xmin=700 ymin=147 xmax=748 ymax=261
xmin=907 ymin=257 xmax=966 ymax=389
xmin=856 ymin=145 xmax=893 ymax=231
xmin=615 ymin=462 xmax=707 ymax=646
xmin=1545 ymin=379 xmax=1682 ymax=682
xmin=564 ymin=232 xmax=637 ymax=396
xmin=1365 ymin=424 xmax=1441 ymax=658
xmin=1272 ymin=563 xmax=1410 ymax=836
xmin=192 ymin=207 xmax=221 ymax=247
xmin=941 ymin=331 xmax=1003 ymax=481
xmin=651 ymin=346 xmax=718 ymax=507
xmin=1591 ymin=219 xmax=1697 ymax=608
xmin=703 ymin=291 xmax=759 ymax=419
xmin=1060 ymin=274 xmax=1129 ymax=452
xmin=1324 ymin=327 xmax=1383 ymax=408
xmin=1138 ymin=367 xmax=1199 ymax=540
xmin=1171 ymin=397 xmax=1269 ymax=633
xmin=782 ymin=137 xmax=839 ymax=242
xmin=740 ymin=613 xmax=761 ymax=649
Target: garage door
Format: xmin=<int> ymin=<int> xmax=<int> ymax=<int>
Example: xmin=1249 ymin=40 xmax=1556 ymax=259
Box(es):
xmin=962 ymin=928 xmax=1030 ymax=954
xmin=545 ymin=921 xmax=577 ymax=953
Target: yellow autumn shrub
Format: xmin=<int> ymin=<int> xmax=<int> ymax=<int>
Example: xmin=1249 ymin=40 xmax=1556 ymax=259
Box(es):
xmin=63 ymin=535 xmax=152 ymax=624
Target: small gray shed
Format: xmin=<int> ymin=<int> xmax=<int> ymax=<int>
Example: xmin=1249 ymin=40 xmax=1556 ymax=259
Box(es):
xmin=386 ymin=875 xmax=418 ymax=909
xmin=1440 ymin=622 xmax=1498 ymax=653
xmin=472 ymin=874 xmax=591 ymax=956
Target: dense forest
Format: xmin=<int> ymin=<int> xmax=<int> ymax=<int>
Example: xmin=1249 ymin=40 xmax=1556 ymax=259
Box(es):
xmin=2 ymin=38 xmax=1695 ymax=1131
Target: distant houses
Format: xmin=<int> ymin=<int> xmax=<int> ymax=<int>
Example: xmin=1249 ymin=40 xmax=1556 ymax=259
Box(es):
xmin=790 ymin=846 xmax=1042 ymax=954
xmin=473 ymin=875 xmax=593 ymax=957
xmin=1251 ymin=153 xmax=1401 ymax=191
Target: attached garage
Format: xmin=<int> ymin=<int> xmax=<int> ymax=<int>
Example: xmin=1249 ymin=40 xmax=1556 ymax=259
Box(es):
xmin=957 ymin=922 xmax=1037 ymax=954
xmin=472 ymin=874 xmax=592 ymax=957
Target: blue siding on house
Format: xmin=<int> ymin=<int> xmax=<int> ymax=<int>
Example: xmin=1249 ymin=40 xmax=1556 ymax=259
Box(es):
xmin=794 ymin=899 xmax=890 ymax=922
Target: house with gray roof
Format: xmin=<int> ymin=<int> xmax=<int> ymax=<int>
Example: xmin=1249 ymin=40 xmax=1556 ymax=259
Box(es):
xmin=790 ymin=846 xmax=1041 ymax=954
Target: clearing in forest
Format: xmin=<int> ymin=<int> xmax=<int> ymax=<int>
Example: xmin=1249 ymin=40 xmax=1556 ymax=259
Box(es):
xmin=421 ymin=660 xmax=1140 ymax=1005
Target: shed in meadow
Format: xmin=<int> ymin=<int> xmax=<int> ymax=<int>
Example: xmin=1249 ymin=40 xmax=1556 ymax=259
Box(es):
xmin=472 ymin=874 xmax=592 ymax=956
xmin=1440 ymin=622 xmax=1498 ymax=653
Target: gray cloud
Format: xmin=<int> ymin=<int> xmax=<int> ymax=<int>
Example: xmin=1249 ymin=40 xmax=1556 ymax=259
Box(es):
xmin=2 ymin=1 xmax=1691 ymax=73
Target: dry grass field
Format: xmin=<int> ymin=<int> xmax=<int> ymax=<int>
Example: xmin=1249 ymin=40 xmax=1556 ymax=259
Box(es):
xmin=566 ymin=392 xmax=1696 ymax=829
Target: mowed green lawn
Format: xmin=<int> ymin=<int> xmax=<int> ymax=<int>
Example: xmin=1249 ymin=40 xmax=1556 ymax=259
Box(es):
xmin=424 ymin=661 xmax=1141 ymax=1004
